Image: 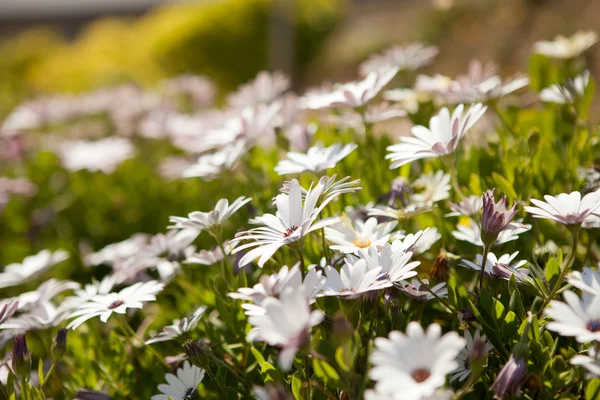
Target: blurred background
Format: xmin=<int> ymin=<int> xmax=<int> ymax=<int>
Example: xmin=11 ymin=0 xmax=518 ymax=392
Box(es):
xmin=0 ymin=0 xmax=598 ymax=117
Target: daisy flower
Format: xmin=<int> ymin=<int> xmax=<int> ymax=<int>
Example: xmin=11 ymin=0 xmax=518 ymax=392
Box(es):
xmin=146 ymin=307 xmax=207 ymax=344
xmin=451 ymin=329 xmax=494 ymax=382
xmin=323 ymin=103 xmax=407 ymax=134
xmin=72 ymin=276 xmax=118 ymax=302
xmin=460 ymin=252 xmax=528 ymax=281
xmin=534 ymin=30 xmax=598 ymax=59
xmin=409 ymin=171 xmax=451 ymax=206
xmin=246 ymin=286 xmax=324 ymax=371
xmin=57 ymin=137 xmax=135 ymax=174
xmin=320 ymin=259 xmax=390 ymax=298
xmin=391 ymin=228 xmax=441 ymax=255
xmin=524 ymin=190 xmax=600 ymax=227
xmin=233 ymin=177 xmax=354 ymax=267
xmin=67 ymin=281 xmax=164 ymax=330
xmin=274 ymin=143 xmax=357 ymax=175
xmin=348 ymin=243 xmax=420 ymax=284
xmin=398 ymin=279 xmax=448 ymax=302
xmin=0 ymin=249 xmax=69 ymax=289
xmin=446 ymin=195 xmax=483 ymax=217
xmin=568 ymin=267 xmax=600 ymax=297
xmin=182 ymin=141 xmax=246 ymax=180
xmin=325 ymin=217 xmax=397 ymax=254
xmin=300 ymin=67 xmax=399 ymax=110
xmin=185 ymin=241 xmax=235 ymax=266
xmin=84 ymin=233 xmax=150 ymax=268
xmin=359 ymin=43 xmax=439 ymax=76
xmin=571 ymin=354 xmax=600 ymax=377
xmin=386 ymin=103 xmax=487 ymax=168
xmin=227 ymin=71 xmax=290 ymax=109
xmin=545 ymin=290 xmax=600 ymax=343
xmin=16 ymin=278 xmax=80 ymax=310
xmin=452 ymin=218 xmax=530 ymax=247
xmin=369 ymin=322 xmax=466 ymax=400
xmin=169 ymin=196 xmax=252 ymax=234
xmin=0 ymin=301 xmax=18 ymax=325
xmin=540 ymin=71 xmax=590 ymax=104
xmin=151 ymin=361 xmax=206 ymax=400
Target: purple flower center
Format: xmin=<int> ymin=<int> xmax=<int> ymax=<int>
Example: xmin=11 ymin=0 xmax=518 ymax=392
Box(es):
xmin=376 ymin=273 xmax=390 ymax=281
xmin=108 ymin=299 xmax=125 ymax=310
xmin=587 ymin=319 xmax=600 ymax=332
xmin=183 ymin=387 xmax=195 ymax=399
xmin=411 ymin=368 xmax=431 ymax=383
xmin=283 ymin=225 xmax=299 ymax=238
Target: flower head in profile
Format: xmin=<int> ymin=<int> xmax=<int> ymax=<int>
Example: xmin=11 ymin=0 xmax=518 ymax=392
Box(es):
xmin=68 ymin=281 xmax=164 ymax=330
xmin=446 ymin=195 xmax=483 ymax=217
xmin=480 ymin=190 xmax=518 ymax=247
xmin=409 ymin=171 xmax=451 ymax=207
xmin=247 ymin=286 xmax=324 ymax=371
xmin=234 ymin=177 xmax=358 ymax=267
xmin=151 ymin=361 xmax=206 ymax=400
xmin=491 ymin=355 xmax=527 ymax=399
xmin=391 ymin=228 xmax=441 ymax=255
xmin=534 ymin=30 xmax=598 ymax=59
xmin=300 ymin=67 xmax=399 ymax=110
xmin=274 ymin=143 xmax=357 ymax=175
xmin=359 ymin=43 xmax=438 ymax=76
xmin=146 ymin=307 xmax=207 ymax=344
xmin=57 ymin=137 xmax=135 ymax=174
xmin=348 ymin=242 xmax=420 ymax=285
xmin=568 ymin=267 xmax=600 ymax=297
xmin=545 ymin=290 xmax=600 ymax=343
xmin=460 ymin=252 xmax=528 ymax=282
xmin=323 ymin=103 xmax=407 ymax=134
xmin=398 ymin=278 xmax=448 ymax=302
xmin=540 ymin=71 xmax=590 ymax=104
xmin=182 ymin=141 xmax=246 ymax=180
xmin=451 ymin=329 xmax=494 ymax=382
xmin=525 ymin=190 xmax=600 ymax=228
xmin=325 ymin=217 xmax=397 ymax=254
xmin=320 ymin=259 xmax=391 ymax=298
xmin=369 ymin=322 xmax=465 ymax=400
xmin=386 ymin=103 xmax=486 ymax=168
xmin=452 ymin=218 xmax=530 ymax=247
xmin=227 ymin=71 xmax=290 ymax=109
xmin=169 ymin=196 xmax=252 ymax=235
xmin=570 ymin=354 xmax=600 ymax=378
xmin=0 ymin=249 xmax=69 ymax=289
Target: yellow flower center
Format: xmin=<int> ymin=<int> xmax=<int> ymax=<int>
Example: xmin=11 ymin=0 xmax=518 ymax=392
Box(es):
xmin=353 ymin=237 xmax=371 ymax=248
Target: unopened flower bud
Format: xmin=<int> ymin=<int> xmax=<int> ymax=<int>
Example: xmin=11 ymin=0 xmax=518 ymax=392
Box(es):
xmin=491 ymin=355 xmax=527 ymax=399
xmin=12 ymin=335 xmax=31 ymax=379
xmin=183 ymin=339 xmax=211 ymax=369
xmin=51 ymin=328 xmax=68 ymax=361
xmin=481 ymin=190 xmax=517 ymax=247
xmin=468 ymin=338 xmax=488 ymax=378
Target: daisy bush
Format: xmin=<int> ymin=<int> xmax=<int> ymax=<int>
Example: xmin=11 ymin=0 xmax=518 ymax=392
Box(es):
xmin=1 ymin=29 xmax=600 ymax=400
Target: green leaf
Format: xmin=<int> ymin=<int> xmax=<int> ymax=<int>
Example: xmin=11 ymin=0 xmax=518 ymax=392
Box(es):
xmin=291 ymin=376 xmax=303 ymax=400
xmin=502 ymin=311 xmax=519 ymax=339
xmin=545 ymin=257 xmax=560 ymax=286
xmin=312 ymin=358 xmax=339 ymax=383
xmin=251 ymin=348 xmax=276 ymax=374
xmin=492 ymin=299 xmax=506 ymax=324
xmin=491 ymin=172 xmax=517 ymax=200
xmin=586 ymin=378 xmax=600 ymax=400
xmin=335 ymin=346 xmax=351 ymax=373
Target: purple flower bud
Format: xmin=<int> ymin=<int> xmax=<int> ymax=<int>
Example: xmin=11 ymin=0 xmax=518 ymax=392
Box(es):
xmin=481 ymin=190 xmax=518 ymax=247
xmin=51 ymin=328 xmax=68 ymax=361
xmin=12 ymin=334 xmax=31 ymax=379
xmin=492 ymin=355 xmax=527 ymax=399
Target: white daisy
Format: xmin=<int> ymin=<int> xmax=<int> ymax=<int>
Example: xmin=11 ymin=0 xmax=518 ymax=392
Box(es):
xmin=460 ymin=251 xmax=528 ymax=281
xmin=525 ymin=191 xmax=600 ymax=227
xmin=568 ymin=267 xmax=600 ymax=297
xmin=320 ymin=259 xmax=390 ymax=298
xmin=146 ymin=307 xmax=207 ymax=344
xmin=348 ymin=243 xmax=420 ymax=285
xmin=15 ymin=279 xmax=80 ymax=310
xmin=545 ymin=290 xmax=600 ymax=343
xmin=274 ymin=143 xmax=357 ymax=175
xmin=398 ymin=279 xmax=448 ymax=302
xmin=185 ymin=242 xmax=235 ymax=266
xmin=323 ymin=103 xmax=407 ymax=134
xmin=72 ymin=276 xmax=118 ymax=302
xmin=0 ymin=300 xmax=18 ymax=325
xmin=182 ymin=141 xmax=246 ymax=180
xmin=227 ymin=71 xmax=290 ymax=109
xmin=570 ymin=354 xmax=600 ymax=377
xmin=57 ymin=137 xmax=135 ymax=174
xmin=325 ymin=217 xmax=397 ymax=254
xmin=359 ymin=43 xmax=439 ymax=76
xmin=151 ymin=361 xmax=206 ymax=400
xmin=84 ymin=233 xmax=150 ymax=268
xmin=169 ymin=196 xmax=252 ymax=234
xmin=452 ymin=218 xmax=530 ymax=247
xmin=233 ymin=177 xmax=353 ymax=267
xmin=446 ymin=195 xmax=483 ymax=217
xmin=391 ymin=228 xmax=441 ymax=255
xmin=246 ymin=286 xmax=324 ymax=371
xmin=534 ymin=30 xmax=598 ymax=59
xmin=229 ymin=264 xmax=325 ymax=304
xmin=386 ymin=103 xmax=487 ymax=169
xmin=67 ymin=281 xmax=164 ymax=330
xmin=409 ymin=171 xmax=451 ymax=206
xmin=451 ymin=329 xmax=494 ymax=382
xmin=383 ymin=88 xmax=430 ymax=114
xmin=540 ymin=71 xmax=590 ymax=104
xmin=300 ymin=67 xmax=399 ymax=110
xmin=0 ymin=249 xmax=69 ymax=289
xmin=369 ymin=322 xmax=466 ymax=400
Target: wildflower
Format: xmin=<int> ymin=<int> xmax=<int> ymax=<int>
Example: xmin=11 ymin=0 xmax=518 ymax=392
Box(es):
xmin=151 ymin=361 xmax=206 ymax=400
xmin=398 ymin=279 xmax=448 ymax=302
xmin=169 ymin=196 xmax=252 ymax=234
xmin=480 ymin=190 xmax=518 ymax=247
xmin=451 ymin=329 xmax=493 ymax=382
xmin=274 ymin=143 xmax=357 ymax=175
xmin=386 ymin=103 xmax=487 ymax=168
xmin=246 ymin=286 xmax=324 ymax=371
xmin=0 ymin=250 xmax=69 ymax=289
xmin=182 ymin=141 xmax=246 ymax=180
xmin=545 ymin=290 xmax=600 ymax=343
xmin=185 ymin=242 xmax=235 ymax=266
xmin=325 ymin=217 xmax=397 ymax=254
xmin=84 ymin=234 xmax=150 ymax=268
xmin=234 ymin=178 xmax=354 ymax=267
xmin=446 ymin=195 xmax=483 ymax=217
xmin=568 ymin=267 xmax=600 ymax=297
xmin=540 ymin=71 xmax=590 ymax=104
xmin=0 ymin=300 xmax=18 ymax=324
xmin=51 ymin=328 xmax=68 ymax=361
xmin=534 ymin=30 xmax=598 ymax=59
xmin=227 ymin=71 xmax=290 ymax=109
xmin=409 ymin=171 xmax=451 ymax=207
xmin=491 ymin=355 xmax=527 ymax=399
xmin=146 ymin=307 xmax=208 ymax=344
xmin=369 ymin=322 xmax=465 ymax=400
xmin=12 ymin=335 xmax=31 ymax=380
xmin=323 ymin=103 xmax=407 ymax=134
xmin=391 ymin=228 xmax=441 ymax=254
xmin=57 ymin=137 xmax=135 ymax=173
xmin=525 ymin=190 xmax=600 ymax=227
xmin=460 ymin=252 xmax=529 ymax=281
xmin=452 ymin=218 xmax=530 ymax=247
xmin=320 ymin=259 xmax=390 ymax=298
xmin=72 ymin=276 xmax=118 ymax=302
xmin=348 ymin=243 xmax=420 ymax=284
xmin=570 ymin=354 xmax=600 ymax=377
xmin=359 ymin=43 xmax=438 ymax=76
xmin=68 ymin=281 xmax=164 ymax=330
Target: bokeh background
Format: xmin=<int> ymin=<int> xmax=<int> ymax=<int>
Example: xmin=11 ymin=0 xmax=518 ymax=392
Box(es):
xmin=0 ymin=0 xmax=598 ymax=117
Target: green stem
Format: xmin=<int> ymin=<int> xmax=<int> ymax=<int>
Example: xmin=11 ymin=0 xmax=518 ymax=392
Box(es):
xmin=116 ymin=316 xmax=170 ymax=369
xmin=414 ymin=276 xmax=454 ymax=312
xmin=479 ymin=245 xmax=491 ymax=291
xmin=537 ymin=229 xmax=579 ymax=317
xmin=0 ymin=380 xmax=9 ymax=400
xmin=19 ymin=379 xmax=29 ymax=400
xmin=40 ymin=361 xmax=56 ymax=389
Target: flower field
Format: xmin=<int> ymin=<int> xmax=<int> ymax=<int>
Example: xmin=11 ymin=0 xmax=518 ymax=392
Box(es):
xmin=0 ymin=24 xmax=600 ymax=399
